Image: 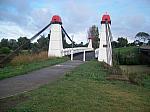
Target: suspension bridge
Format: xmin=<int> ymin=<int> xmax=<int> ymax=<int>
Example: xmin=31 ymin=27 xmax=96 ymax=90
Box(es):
xmin=0 ymin=13 xmax=113 ymax=66
xmin=0 ymin=13 xmax=113 ymax=98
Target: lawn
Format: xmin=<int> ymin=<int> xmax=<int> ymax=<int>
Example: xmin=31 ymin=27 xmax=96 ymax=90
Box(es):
xmin=0 ymin=57 xmax=68 ymax=80
xmin=0 ymin=61 xmax=149 ymax=112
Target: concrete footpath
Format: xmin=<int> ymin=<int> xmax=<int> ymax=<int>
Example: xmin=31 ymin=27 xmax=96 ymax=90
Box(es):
xmin=0 ymin=60 xmax=84 ymax=99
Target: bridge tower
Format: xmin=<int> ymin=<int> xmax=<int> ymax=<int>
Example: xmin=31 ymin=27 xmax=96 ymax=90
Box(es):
xmin=88 ymin=37 xmax=93 ymax=48
xmin=98 ymin=13 xmax=113 ymax=66
xmin=48 ymin=15 xmax=63 ymax=57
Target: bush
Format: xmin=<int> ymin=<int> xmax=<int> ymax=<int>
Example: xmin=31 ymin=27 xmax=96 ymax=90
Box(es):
xmin=0 ymin=47 xmax=11 ymax=54
xmin=113 ymin=47 xmax=140 ymax=65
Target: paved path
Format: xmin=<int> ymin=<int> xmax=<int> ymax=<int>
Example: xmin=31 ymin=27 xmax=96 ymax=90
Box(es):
xmin=0 ymin=60 xmax=84 ymax=99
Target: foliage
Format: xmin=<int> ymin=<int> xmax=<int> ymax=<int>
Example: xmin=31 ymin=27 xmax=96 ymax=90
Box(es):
xmin=37 ymin=35 xmax=49 ymax=51
xmin=17 ymin=37 xmax=31 ymax=50
xmin=88 ymin=25 xmax=99 ymax=49
xmin=0 ymin=38 xmax=9 ymax=47
xmin=113 ymin=47 xmax=140 ymax=65
xmin=117 ymin=37 xmax=128 ymax=47
xmin=8 ymin=39 xmax=18 ymax=50
xmin=0 ymin=61 xmax=150 ymax=112
xmin=0 ymin=47 xmax=11 ymax=54
xmin=135 ymin=32 xmax=150 ymax=43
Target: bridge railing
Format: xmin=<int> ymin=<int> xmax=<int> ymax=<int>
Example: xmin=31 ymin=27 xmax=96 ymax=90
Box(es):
xmin=62 ymin=47 xmax=94 ymax=56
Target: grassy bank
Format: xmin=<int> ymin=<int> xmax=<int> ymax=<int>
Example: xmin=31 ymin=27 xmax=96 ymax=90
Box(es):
xmin=113 ymin=47 xmax=139 ymax=65
xmin=0 ymin=56 xmax=68 ymax=80
xmin=0 ymin=61 xmax=149 ymax=112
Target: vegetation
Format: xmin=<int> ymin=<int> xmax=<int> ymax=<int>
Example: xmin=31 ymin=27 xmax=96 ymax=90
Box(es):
xmin=88 ymin=25 xmax=99 ymax=49
xmin=113 ymin=46 xmax=140 ymax=65
xmin=120 ymin=65 xmax=150 ymax=86
xmin=0 ymin=52 xmax=68 ymax=80
xmin=135 ymin=32 xmax=150 ymax=44
xmin=0 ymin=61 xmax=149 ymax=112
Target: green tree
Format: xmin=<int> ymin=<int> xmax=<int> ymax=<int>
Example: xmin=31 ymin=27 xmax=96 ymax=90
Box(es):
xmin=0 ymin=38 xmax=9 ymax=47
xmin=37 ymin=35 xmax=49 ymax=51
xmin=8 ymin=39 xmax=18 ymax=50
xmin=88 ymin=25 xmax=99 ymax=49
xmin=135 ymin=32 xmax=150 ymax=44
xmin=117 ymin=37 xmax=128 ymax=47
xmin=17 ymin=37 xmax=31 ymax=50
xmin=111 ymin=41 xmax=118 ymax=48
xmin=31 ymin=42 xmax=40 ymax=53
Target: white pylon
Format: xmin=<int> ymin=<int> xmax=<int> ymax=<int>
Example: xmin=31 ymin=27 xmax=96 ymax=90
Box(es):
xmin=88 ymin=38 xmax=92 ymax=48
xmin=48 ymin=15 xmax=63 ymax=57
xmin=98 ymin=14 xmax=112 ymax=66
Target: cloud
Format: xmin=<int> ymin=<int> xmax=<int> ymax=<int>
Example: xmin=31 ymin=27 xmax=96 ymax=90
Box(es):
xmin=0 ymin=0 xmax=150 ymax=44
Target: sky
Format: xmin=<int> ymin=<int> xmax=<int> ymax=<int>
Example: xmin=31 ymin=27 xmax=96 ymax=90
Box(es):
xmin=0 ymin=0 xmax=150 ymax=43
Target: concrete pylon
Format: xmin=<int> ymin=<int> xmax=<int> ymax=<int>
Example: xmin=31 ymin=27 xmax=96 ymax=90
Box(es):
xmin=48 ymin=15 xmax=63 ymax=57
xmin=98 ymin=13 xmax=112 ymax=66
xmin=88 ymin=38 xmax=92 ymax=48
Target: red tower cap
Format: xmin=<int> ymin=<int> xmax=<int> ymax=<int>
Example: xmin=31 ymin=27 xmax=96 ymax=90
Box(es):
xmin=51 ymin=15 xmax=62 ymax=24
xmin=101 ymin=13 xmax=111 ymax=24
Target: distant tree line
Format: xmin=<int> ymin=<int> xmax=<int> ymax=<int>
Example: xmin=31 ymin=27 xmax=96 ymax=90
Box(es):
xmin=0 ymin=34 xmax=88 ymax=55
xmin=112 ymin=32 xmax=150 ymax=48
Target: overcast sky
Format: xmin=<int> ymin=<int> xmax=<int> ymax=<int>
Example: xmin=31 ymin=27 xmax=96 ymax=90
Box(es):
xmin=0 ymin=0 xmax=150 ymax=43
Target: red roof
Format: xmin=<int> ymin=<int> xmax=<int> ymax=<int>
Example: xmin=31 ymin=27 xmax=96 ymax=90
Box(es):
xmin=101 ymin=14 xmax=111 ymax=24
xmin=51 ymin=15 xmax=62 ymax=24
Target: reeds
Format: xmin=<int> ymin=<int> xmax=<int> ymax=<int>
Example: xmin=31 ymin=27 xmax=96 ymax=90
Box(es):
xmin=10 ymin=51 xmax=52 ymax=65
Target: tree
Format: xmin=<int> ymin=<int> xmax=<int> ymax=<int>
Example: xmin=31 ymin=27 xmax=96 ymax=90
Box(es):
xmin=31 ymin=42 xmax=40 ymax=53
xmin=88 ymin=25 xmax=99 ymax=49
xmin=8 ymin=39 xmax=18 ymax=50
xmin=135 ymin=32 xmax=150 ymax=44
xmin=17 ymin=37 xmax=31 ymax=50
xmin=0 ymin=38 xmax=9 ymax=47
xmin=111 ymin=41 xmax=118 ymax=48
xmin=37 ymin=35 xmax=49 ymax=51
xmin=117 ymin=37 xmax=128 ymax=47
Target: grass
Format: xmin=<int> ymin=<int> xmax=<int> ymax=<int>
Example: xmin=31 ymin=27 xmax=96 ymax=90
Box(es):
xmin=0 ymin=61 xmax=150 ymax=112
xmin=0 ymin=55 xmax=68 ymax=80
xmin=120 ymin=65 xmax=150 ymax=87
xmin=120 ymin=65 xmax=150 ymax=74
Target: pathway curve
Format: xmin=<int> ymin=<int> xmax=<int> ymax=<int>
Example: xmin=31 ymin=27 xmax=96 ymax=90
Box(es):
xmin=0 ymin=60 xmax=84 ymax=99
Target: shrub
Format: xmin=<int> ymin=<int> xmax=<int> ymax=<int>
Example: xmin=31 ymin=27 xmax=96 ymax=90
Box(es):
xmin=0 ymin=47 xmax=11 ymax=54
xmin=113 ymin=47 xmax=140 ymax=65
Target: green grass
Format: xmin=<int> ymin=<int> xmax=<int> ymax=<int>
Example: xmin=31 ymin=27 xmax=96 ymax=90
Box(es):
xmin=0 ymin=57 xmax=68 ymax=80
xmin=0 ymin=61 xmax=150 ymax=112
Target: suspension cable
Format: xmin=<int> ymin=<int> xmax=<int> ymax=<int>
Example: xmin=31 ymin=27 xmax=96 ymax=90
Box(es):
xmin=0 ymin=23 xmax=51 ymax=65
xmin=61 ymin=26 xmax=75 ymax=44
